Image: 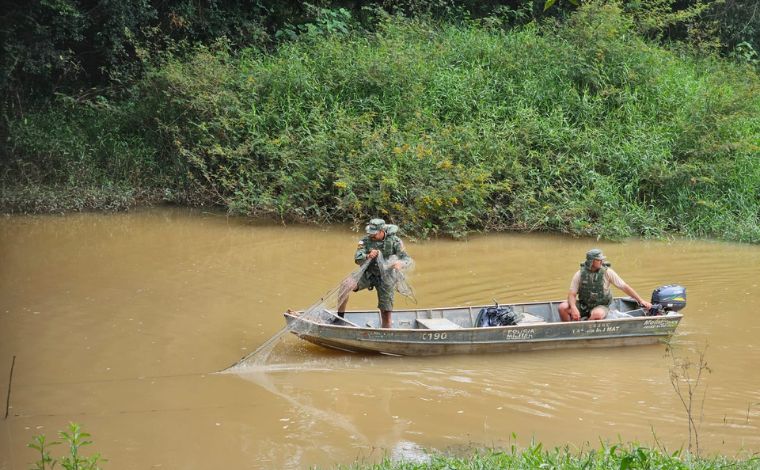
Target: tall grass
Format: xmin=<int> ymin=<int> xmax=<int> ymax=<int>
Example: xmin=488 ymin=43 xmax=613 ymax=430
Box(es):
xmin=4 ymin=3 xmax=760 ymax=241
xmin=335 ymin=441 xmax=760 ymax=469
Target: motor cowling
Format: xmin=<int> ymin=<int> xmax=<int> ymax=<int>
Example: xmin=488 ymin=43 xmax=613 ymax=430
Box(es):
xmin=648 ymin=285 xmax=687 ymax=315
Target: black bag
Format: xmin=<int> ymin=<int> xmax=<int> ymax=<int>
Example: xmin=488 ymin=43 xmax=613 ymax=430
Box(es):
xmin=475 ymin=305 xmax=523 ymax=327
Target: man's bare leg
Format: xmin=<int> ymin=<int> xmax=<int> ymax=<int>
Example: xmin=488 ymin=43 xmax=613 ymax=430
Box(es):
xmin=588 ymin=306 xmax=608 ymax=321
xmin=337 ymin=278 xmax=357 ymax=318
xmin=558 ymin=301 xmax=571 ymax=322
xmin=381 ymin=310 xmax=392 ymax=329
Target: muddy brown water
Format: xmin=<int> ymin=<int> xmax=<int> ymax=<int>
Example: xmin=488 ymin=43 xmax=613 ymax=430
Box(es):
xmin=1 ymin=208 xmax=759 ymax=469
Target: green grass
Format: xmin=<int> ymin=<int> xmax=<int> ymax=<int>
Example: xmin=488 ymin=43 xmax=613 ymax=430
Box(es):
xmin=335 ymin=442 xmax=760 ymax=469
xmin=4 ymin=3 xmax=760 ymax=241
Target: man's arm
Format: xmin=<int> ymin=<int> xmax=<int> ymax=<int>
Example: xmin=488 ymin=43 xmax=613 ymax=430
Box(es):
xmin=567 ymin=290 xmax=581 ymax=321
xmin=389 ymin=237 xmax=410 ymax=269
xmin=567 ymin=271 xmax=581 ymax=320
xmin=620 ymin=284 xmax=652 ymax=309
xmin=354 ymin=239 xmax=369 ymax=265
xmin=608 ymin=269 xmax=652 ymax=309
xmin=393 ymin=237 xmax=409 ymax=259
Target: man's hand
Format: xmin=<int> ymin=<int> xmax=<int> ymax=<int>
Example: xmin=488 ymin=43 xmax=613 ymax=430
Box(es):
xmin=570 ymin=306 xmax=581 ymax=321
xmin=640 ymin=300 xmax=652 ymax=310
xmin=367 ymin=249 xmax=379 ymax=260
xmin=392 ymin=261 xmax=403 ymax=270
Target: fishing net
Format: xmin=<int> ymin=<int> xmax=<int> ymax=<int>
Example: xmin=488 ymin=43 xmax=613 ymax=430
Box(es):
xmin=299 ymin=259 xmax=373 ymax=323
xmin=300 ymin=251 xmax=416 ymax=323
xmin=222 ymin=253 xmax=416 ymax=371
xmin=377 ymin=252 xmax=416 ymax=303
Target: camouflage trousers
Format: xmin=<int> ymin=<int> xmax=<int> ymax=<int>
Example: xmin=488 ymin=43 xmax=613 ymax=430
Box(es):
xmin=354 ymin=271 xmax=394 ymax=311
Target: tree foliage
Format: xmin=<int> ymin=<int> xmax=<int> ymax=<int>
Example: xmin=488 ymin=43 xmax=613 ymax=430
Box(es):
xmin=1 ymin=0 xmax=758 ymax=112
xmin=5 ymin=5 xmax=758 ymax=241
xmin=2 ymin=1 xmax=759 ymax=241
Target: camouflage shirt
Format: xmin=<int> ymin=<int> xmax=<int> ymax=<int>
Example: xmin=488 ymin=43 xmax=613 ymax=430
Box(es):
xmin=354 ymin=231 xmax=409 ymax=278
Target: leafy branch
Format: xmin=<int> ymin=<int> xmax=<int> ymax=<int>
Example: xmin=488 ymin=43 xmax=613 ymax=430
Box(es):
xmin=27 ymin=422 xmax=106 ymax=470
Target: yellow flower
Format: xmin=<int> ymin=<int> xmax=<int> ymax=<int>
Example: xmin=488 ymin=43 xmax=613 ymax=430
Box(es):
xmin=438 ymin=160 xmax=453 ymax=170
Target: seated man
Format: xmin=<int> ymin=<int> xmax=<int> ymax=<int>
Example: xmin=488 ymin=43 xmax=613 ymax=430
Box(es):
xmin=558 ymin=249 xmax=652 ymax=321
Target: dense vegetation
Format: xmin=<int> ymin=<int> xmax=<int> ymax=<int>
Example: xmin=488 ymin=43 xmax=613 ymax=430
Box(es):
xmin=339 ymin=442 xmax=760 ymax=469
xmin=2 ymin=0 xmax=758 ymax=104
xmin=2 ymin=1 xmax=759 ymax=242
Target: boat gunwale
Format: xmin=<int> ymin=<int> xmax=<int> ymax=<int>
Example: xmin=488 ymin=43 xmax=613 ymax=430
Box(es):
xmin=290 ymin=328 xmax=678 ymax=342
xmin=284 ymin=311 xmax=683 ymax=337
xmin=284 ymin=308 xmax=683 ymax=333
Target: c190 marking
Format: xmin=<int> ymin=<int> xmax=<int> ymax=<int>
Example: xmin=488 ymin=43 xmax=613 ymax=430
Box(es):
xmin=422 ymin=332 xmax=448 ymax=340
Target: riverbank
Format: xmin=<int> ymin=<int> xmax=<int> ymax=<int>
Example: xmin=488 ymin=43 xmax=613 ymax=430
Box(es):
xmin=337 ymin=443 xmax=760 ymax=469
xmin=3 ymin=4 xmax=759 ymax=242
xmin=0 ymin=184 xmax=211 ymax=215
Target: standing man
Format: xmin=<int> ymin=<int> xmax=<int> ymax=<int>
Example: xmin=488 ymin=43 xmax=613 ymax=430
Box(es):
xmin=558 ymin=249 xmax=652 ymax=321
xmin=338 ymin=218 xmax=410 ymax=328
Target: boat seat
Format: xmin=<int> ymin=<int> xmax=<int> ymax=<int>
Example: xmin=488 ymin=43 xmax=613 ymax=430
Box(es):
xmin=518 ymin=313 xmax=547 ymax=324
xmin=416 ymin=318 xmax=461 ymax=329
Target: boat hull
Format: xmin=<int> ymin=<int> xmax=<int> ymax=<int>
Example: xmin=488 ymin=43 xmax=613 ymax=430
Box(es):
xmin=283 ymin=299 xmax=682 ymax=356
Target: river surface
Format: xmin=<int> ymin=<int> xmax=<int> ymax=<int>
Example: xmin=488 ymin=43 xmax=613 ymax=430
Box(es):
xmin=1 ymin=208 xmax=759 ymax=469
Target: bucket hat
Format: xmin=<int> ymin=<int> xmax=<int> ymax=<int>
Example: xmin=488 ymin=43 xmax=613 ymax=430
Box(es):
xmin=365 ymin=218 xmax=386 ymax=235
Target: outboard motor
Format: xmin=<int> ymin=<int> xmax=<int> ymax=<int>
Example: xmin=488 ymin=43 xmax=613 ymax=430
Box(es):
xmin=648 ymin=285 xmax=687 ymax=316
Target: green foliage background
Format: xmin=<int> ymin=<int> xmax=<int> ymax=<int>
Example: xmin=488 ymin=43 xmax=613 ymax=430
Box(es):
xmin=3 ymin=2 xmax=760 ymax=241
xmin=2 ymin=0 xmax=758 ymax=108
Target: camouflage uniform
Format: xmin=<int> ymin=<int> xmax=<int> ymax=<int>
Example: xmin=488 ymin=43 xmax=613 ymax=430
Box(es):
xmin=576 ymin=262 xmax=613 ymax=318
xmin=571 ymin=248 xmax=622 ymax=318
xmin=353 ymin=219 xmax=409 ymax=311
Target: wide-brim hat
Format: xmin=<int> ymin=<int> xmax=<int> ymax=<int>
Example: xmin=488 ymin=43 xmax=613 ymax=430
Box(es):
xmin=365 ymin=218 xmax=386 ymax=234
xmin=586 ymin=248 xmax=606 ymax=261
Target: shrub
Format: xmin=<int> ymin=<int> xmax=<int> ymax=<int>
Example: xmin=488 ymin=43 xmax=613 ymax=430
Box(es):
xmin=28 ymin=422 xmax=105 ymax=470
xmin=4 ymin=6 xmax=760 ymax=241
